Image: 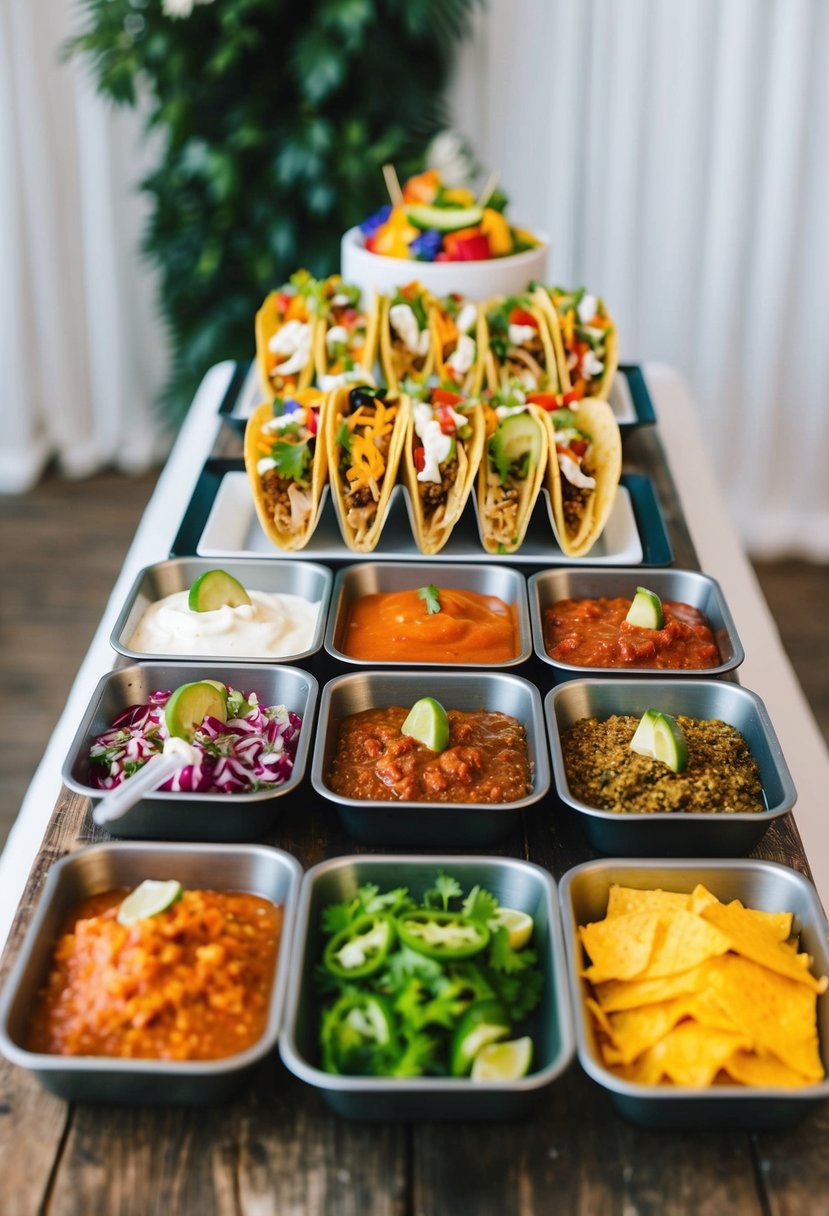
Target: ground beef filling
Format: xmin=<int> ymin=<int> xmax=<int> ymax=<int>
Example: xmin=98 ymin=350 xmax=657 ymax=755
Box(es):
xmin=561 ymin=458 xmax=595 ymax=532
xmin=419 ymin=456 xmax=458 ymax=521
xmin=561 ymin=714 xmax=765 ymax=815
xmin=328 ymin=707 xmax=531 ymax=803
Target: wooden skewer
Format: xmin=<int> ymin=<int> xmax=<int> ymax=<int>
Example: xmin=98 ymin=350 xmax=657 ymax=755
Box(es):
xmin=477 ymin=170 xmax=500 ymax=209
xmin=382 ymin=163 xmax=404 ymax=208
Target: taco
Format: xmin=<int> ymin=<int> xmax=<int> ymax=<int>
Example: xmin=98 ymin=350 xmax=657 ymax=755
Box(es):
xmin=244 ymin=387 xmax=328 ymax=551
xmin=476 ymin=387 xmax=549 ymax=554
xmin=255 ymin=270 xmax=320 ymax=398
xmin=483 ymin=293 xmax=563 ymax=393
xmin=313 ymin=275 xmax=380 ymax=390
xmin=379 ymin=281 xmax=436 ymax=394
xmin=325 ymin=384 xmax=410 ymax=552
xmin=533 ymin=284 xmax=618 ymax=400
xmin=537 ymin=395 xmax=622 ymax=557
xmin=428 ymin=293 xmax=487 ymax=396
xmin=402 ymin=386 xmax=485 ymax=555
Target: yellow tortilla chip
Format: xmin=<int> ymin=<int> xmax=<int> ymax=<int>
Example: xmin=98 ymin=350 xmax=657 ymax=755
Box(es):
xmin=606 ymin=885 xmax=691 ymax=919
xmin=703 ymin=954 xmax=824 ymax=1080
xmin=593 ymin=965 xmax=708 ymax=1013
xmin=649 ymin=1023 xmax=751 ymax=1088
xmin=640 ymin=909 xmax=731 ymax=979
xmin=579 ymin=911 xmax=661 ymax=983
xmin=689 ymin=886 xmax=793 ymax=942
xmin=601 ymin=998 xmax=698 ymax=1067
xmin=722 ymin=1052 xmax=815 ymax=1089
xmin=700 ymin=900 xmax=828 ymax=993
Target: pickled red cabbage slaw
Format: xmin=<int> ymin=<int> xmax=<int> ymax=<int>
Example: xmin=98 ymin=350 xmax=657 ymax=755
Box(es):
xmin=89 ymin=687 xmax=302 ymax=794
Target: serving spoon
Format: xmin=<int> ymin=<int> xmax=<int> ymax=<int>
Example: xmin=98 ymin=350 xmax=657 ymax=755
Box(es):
xmin=92 ymin=738 xmax=200 ymax=826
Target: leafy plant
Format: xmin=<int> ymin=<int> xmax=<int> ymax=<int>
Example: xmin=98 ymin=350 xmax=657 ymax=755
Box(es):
xmin=67 ymin=0 xmax=480 ymax=424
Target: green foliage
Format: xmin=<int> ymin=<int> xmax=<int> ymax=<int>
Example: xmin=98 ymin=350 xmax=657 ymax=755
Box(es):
xmin=67 ymin=0 xmax=479 ymax=424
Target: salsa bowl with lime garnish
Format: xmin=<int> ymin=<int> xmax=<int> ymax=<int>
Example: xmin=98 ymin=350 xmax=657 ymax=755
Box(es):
xmin=324 ymin=561 xmax=531 ymax=668
xmin=62 ymin=662 xmax=317 ymax=842
xmin=0 ymin=841 xmax=301 ymax=1104
xmin=310 ymin=671 xmax=549 ymax=848
xmin=279 ymin=853 xmax=574 ymax=1121
xmin=110 ymin=557 xmax=332 ymax=663
xmin=545 ymin=679 xmax=796 ymax=856
xmin=529 ymin=567 xmax=744 ymax=681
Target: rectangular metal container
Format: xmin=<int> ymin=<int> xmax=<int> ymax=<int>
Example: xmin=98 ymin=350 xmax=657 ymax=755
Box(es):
xmin=110 ymin=557 xmax=332 ymax=662
xmin=62 ymin=662 xmax=318 ymax=841
xmin=559 ymin=858 xmax=829 ymax=1129
xmin=0 ymin=842 xmax=302 ymax=1104
xmin=324 ymin=561 xmax=531 ymax=667
xmin=528 ymin=567 xmax=744 ymax=679
xmin=310 ymin=671 xmax=550 ymax=847
xmin=279 ymin=854 xmax=575 ymax=1120
xmin=545 ymin=679 xmax=796 ymax=856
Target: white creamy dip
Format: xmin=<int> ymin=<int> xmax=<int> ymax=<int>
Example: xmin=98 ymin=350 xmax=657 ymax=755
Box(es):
xmin=127 ymin=590 xmax=320 ymax=657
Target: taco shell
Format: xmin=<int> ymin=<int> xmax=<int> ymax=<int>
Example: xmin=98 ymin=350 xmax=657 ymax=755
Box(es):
xmin=403 ymin=399 xmax=486 ymax=555
xmin=476 ymin=403 xmax=549 ymax=554
xmin=325 ymin=385 xmax=410 ymax=552
xmin=484 ymin=297 xmax=560 ymax=394
xmin=255 ymin=290 xmax=317 ymax=400
xmin=533 ymin=286 xmax=618 ymax=400
xmin=313 ymin=281 xmax=381 ymax=387
xmin=379 ymin=287 xmax=436 ymax=395
xmin=428 ymin=299 xmax=488 ymax=397
xmin=542 ymin=396 xmax=622 ymax=557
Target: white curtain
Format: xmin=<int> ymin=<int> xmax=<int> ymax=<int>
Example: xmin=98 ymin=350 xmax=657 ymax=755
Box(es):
xmin=0 ymin=0 xmax=168 ymax=494
xmin=3 ymin=1 xmax=827 ymax=560
xmin=451 ymin=0 xmax=829 ymax=559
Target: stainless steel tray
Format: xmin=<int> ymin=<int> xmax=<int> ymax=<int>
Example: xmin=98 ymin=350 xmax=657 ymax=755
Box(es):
xmin=310 ymin=670 xmax=550 ymax=847
xmin=0 ymin=842 xmax=302 ymax=1104
xmin=324 ymin=561 xmax=531 ymax=667
xmin=559 ymin=858 xmax=829 ymax=1129
xmin=61 ymin=662 xmax=318 ymax=841
xmin=110 ymin=556 xmax=332 ymax=662
xmin=545 ymin=679 xmax=796 ymax=856
xmin=279 ymin=854 xmax=575 ymax=1120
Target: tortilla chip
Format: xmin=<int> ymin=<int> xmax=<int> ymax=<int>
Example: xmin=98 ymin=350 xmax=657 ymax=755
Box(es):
xmin=703 ymin=954 xmax=824 ymax=1080
xmin=700 ymin=900 xmax=828 ymax=993
xmin=402 ymin=397 xmax=485 ymax=555
xmin=601 ymin=998 xmax=699 ymax=1066
xmin=689 ymin=886 xmax=794 ymax=942
xmin=606 ymin=885 xmax=691 ymax=919
xmin=243 ymin=391 xmax=329 ymax=552
xmin=542 ymin=397 xmax=622 ymax=558
xmin=722 ymin=1052 xmax=815 ymax=1089
xmin=649 ymin=1023 xmax=751 ymax=1088
xmin=640 ymin=909 xmax=730 ymax=979
xmin=593 ymin=965 xmax=708 ymax=1013
xmin=579 ymin=910 xmax=662 ymax=983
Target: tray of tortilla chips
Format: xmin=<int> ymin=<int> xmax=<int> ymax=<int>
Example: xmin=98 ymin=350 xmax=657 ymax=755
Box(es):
xmin=559 ymin=859 xmax=829 ymax=1130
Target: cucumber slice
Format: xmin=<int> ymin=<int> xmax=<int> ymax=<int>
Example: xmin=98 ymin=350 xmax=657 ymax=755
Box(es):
xmin=188 ymin=569 xmax=251 ymax=612
xmin=630 ymin=708 xmax=688 ymax=773
xmin=625 ymin=586 xmax=664 ymax=629
xmin=406 ymin=204 xmax=484 ymax=233
xmin=164 ymin=680 xmax=229 ymax=742
xmin=489 ymin=412 xmax=543 ymax=484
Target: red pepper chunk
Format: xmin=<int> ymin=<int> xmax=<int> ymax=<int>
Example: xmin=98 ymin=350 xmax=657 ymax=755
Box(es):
xmin=431 ymin=387 xmax=465 ymax=408
xmin=508 ymin=307 xmax=538 ymax=329
xmin=413 ymin=446 xmax=425 ymax=471
xmin=526 ymin=392 xmax=559 ymax=411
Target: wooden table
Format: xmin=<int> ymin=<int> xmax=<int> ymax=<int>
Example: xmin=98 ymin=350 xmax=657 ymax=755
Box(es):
xmin=2 ymin=366 xmax=828 ymax=1215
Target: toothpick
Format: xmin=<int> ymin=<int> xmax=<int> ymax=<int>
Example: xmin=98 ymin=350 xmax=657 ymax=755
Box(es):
xmin=476 ymin=170 xmax=500 ymax=209
xmin=382 ymin=163 xmax=404 ymax=208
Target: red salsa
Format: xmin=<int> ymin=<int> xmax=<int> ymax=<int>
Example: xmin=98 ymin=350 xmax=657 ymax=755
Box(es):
xmin=543 ymin=596 xmax=721 ymax=669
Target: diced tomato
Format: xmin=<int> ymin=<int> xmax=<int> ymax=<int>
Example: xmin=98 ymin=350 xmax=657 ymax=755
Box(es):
xmin=431 ymin=388 xmax=464 ymax=408
xmin=560 ymin=388 xmax=583 ymax=404
xmin=526 ymin=392 xmax=559 ymax=411
xmin=340 ymin=307 xmax=359 ymax=327
xmin=435 ymin=406 xmax=458 ymax=435
xmin=413 ymin=445 xmax=425 ymax=471
xmin=275 ymin=291 xmax=291 ymax=315
xmin=444 ymin=232 xmax=491 ymax=261
xmin=508 ymin=307 xmax=538 ymax=329
xmin=570 ymin=438 xmax=587 ymax=457
xmin=307 ymin=408 xmax=318 ymax=437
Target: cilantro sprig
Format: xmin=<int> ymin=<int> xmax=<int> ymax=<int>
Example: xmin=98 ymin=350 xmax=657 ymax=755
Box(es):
xmin=417 ymin=584 xmax=441 ymax=615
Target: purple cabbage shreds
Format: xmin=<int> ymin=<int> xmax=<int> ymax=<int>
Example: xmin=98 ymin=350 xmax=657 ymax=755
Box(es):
xmin=88 ymin=686 xmax=302 ymax=795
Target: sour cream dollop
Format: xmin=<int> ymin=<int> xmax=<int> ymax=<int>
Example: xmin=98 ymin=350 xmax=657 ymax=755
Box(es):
xmin=127 ymin=590 xmax=320 ymax=658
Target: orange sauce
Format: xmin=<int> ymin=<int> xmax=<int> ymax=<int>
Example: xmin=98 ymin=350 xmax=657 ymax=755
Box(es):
xmin=341 ymin=588 xmax=518 ymax=663
xmin=27 ymin=889 xmax=282 ymax=1061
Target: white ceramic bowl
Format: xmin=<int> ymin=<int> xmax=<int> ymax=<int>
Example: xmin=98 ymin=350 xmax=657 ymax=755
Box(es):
xmin=341 ymin=226 xmax=550 ymax=301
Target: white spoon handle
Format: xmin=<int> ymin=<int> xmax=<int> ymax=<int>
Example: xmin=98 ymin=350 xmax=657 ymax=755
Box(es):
xmin=92 ymin=752 xmax=185 ymax=826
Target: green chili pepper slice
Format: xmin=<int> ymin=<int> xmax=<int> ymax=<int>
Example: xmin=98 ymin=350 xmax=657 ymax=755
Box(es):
xmin=320 ymin=990 xmax=397 ymax=1075
xmin=323 ymin=912 xmax=395 ymax=979
xmin=449 ymin=998 xmax=511 ymax=1076
xmin=395 ymin=909 xmax=490 ymax=960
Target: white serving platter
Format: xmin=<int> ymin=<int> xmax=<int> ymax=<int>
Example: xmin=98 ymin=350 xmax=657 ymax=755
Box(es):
xmin=196 ymin=473 xmax=644 ymax=566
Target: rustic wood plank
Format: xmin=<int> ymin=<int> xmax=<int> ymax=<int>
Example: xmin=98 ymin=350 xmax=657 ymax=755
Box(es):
xmin=754 ymin=1099 xmax=829 ymax=1215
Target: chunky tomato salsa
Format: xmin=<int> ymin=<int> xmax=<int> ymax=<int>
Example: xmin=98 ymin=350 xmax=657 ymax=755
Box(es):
xmin=341 ymin=588 xmax=518 ymax=664
xmin=27 ymin=889 xmax=283 ymax=1060
xmin=543 ymin=596 xmax=721 ymax=669
xmin=327 ymin=707 xmax=531 ymax=803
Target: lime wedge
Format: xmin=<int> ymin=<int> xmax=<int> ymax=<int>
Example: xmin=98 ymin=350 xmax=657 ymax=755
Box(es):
xmin=488 ymin=907 xmax=534 ymax=951
xmin=471 ymin=1036 xmax=533 ymax=1081
xmin=630 ymin=708 xmax=688 ymax=773
xmin=188 ymin=569 xmax=252 ymax=612
xmin=400 ymin=697 xmax=450 ymax=752
xmin=164 ymin=680 xmax=228 ymax=742
xmin=625 ymin=587 xmax=664 ymax=629
xmin=117 ymin=879 xmax=183 ymax=926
